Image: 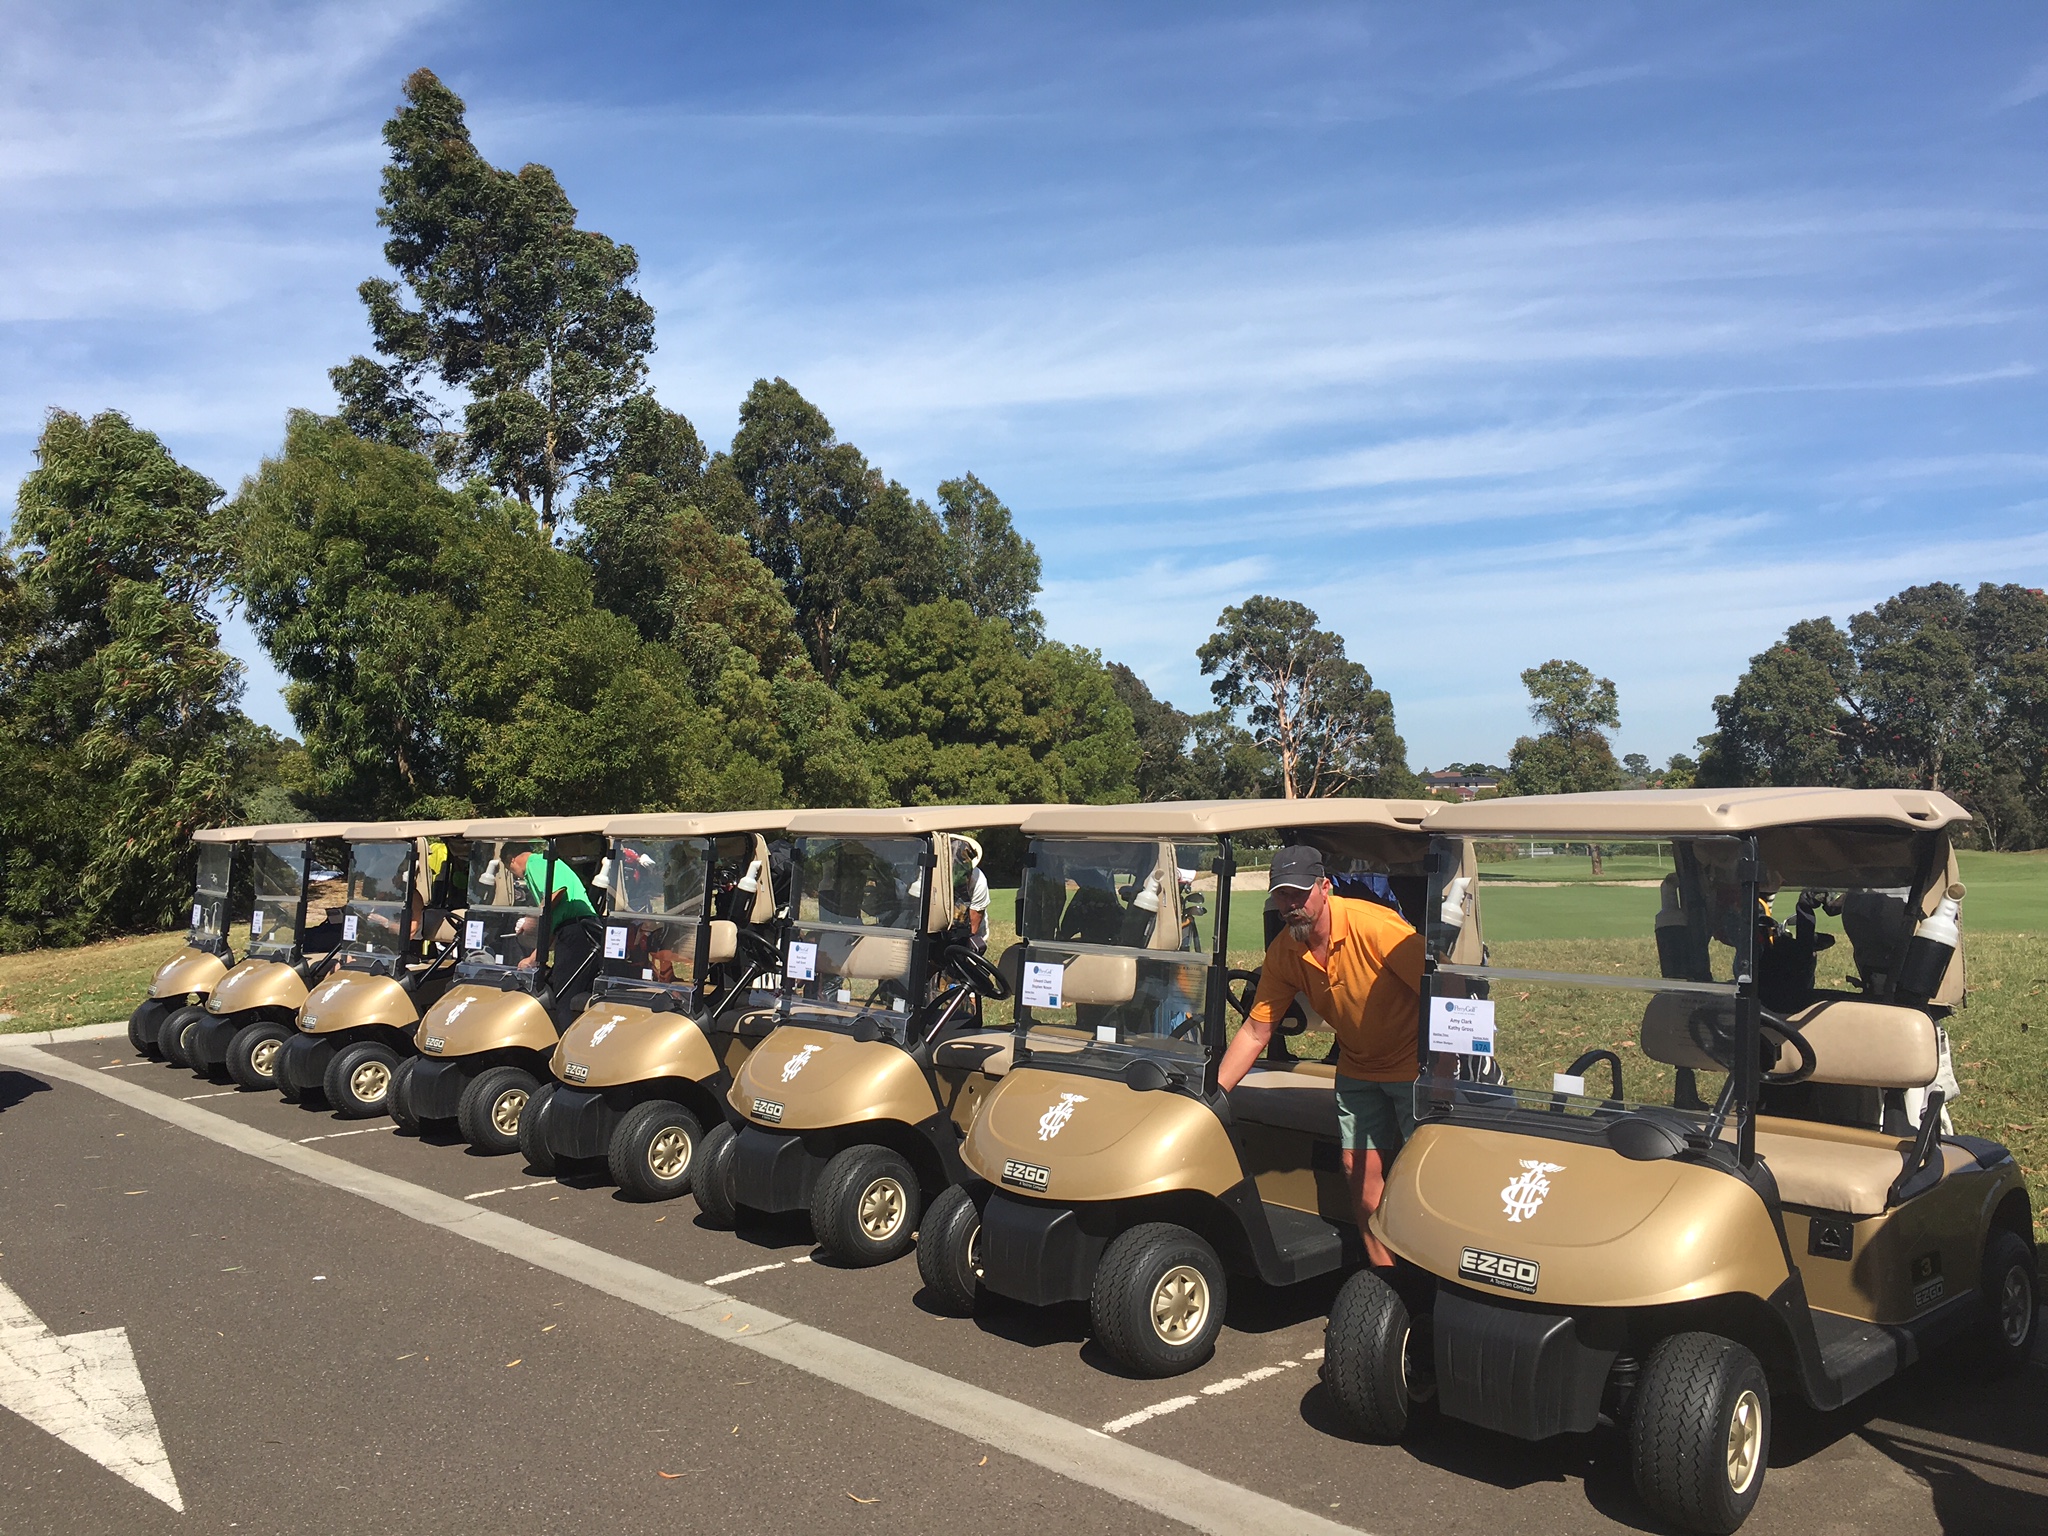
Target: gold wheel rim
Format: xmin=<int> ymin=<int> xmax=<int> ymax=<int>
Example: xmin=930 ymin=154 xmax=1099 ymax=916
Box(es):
xmin=491 ymin=1088 xmax=529 ymax=1137
xmin=1150 ymin=1265 xmax=1210 ymax=1346
xmin=857 ymin=1177 xmax=907 ymax=1240
xmin=249 ymin=1038 xmax=281 ymax=1077
xmin=2000 ymin=1266 xmax=2032 ymax=1346
xmin=350 ymin=1059 xmax=392 ymax=1102
xmin=1725 ymin=1388 xmax=1763 ymax=1494
xmin=648 ymin=1126 xmax=692 ymax=1181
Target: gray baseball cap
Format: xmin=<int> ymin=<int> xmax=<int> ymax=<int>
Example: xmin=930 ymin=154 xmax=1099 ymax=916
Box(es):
xmin=1267 ymin=845 xmax=1327 ymax=893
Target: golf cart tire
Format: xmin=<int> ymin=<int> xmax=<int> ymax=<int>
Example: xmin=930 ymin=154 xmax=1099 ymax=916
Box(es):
xmin=517 ymin=1081 xmax=558 ymax=1172
xmin=812 ymin=1145 xmax=923 ymax=1266
xmin=916 ymin=1184 xmax=983 ymax=1315
xmin=693 ymin=1121 xmax=741 ymax=1227
xmin=458 ymin=1065 xmax=537 ymax=1155
xmin=1629 ymin=1331 xmax=1770 ymax=1536
xmin=610 ymin=1101 xmax=703 ymax=1201
xmin=159 ymin=1005 xmax=204 ymax=1070
xmin=1324 ymin=1268 xmax=1430 ymax=1441
xmin=1091 ymin=1222 xmax=1228 ymax=1378
xmin=226 ymin=1021 xmax=292 ymax=1091
xmin=127 ymin=999 xmax=167 ymax=1060
xmin=324 ymin=1041 xmax=401 ymax=1119
xmin=387 ymin=1057 xmax=423 ymax=1134
xmin=1978 ymin=1228 xmax=2038 ymax=1374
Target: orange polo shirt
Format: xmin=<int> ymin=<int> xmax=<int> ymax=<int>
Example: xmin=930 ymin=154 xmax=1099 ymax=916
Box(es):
xmin=1248 ymin=895 xmax=1425 ymax=1082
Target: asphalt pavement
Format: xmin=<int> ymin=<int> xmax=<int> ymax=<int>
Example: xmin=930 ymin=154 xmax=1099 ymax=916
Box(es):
xmin=2 ymin=1029 xmax=2044 ymax=1536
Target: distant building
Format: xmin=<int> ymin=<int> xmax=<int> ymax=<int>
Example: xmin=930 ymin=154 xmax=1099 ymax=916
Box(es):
xmin=1423 ymin=769 xmax=1500 ymax=801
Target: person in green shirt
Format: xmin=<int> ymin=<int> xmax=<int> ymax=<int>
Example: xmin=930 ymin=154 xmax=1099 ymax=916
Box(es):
xmin=508 ymin=844 xmax=595 ymax=967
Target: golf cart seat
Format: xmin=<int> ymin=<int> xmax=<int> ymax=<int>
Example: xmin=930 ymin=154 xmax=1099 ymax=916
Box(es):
xmin=1228 ymin=1066 xmax=1338 ymax=1137
xmin=993 ymin=944 xmax=1140 ymax=1004
xmin=1744 ymin=1123 xmax=1980 ymax=1217
xmin=819 ymin=933 xmax=912 ymax=980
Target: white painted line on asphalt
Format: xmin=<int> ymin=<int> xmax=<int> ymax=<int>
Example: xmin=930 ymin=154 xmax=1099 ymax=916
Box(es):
xmin=1103 ymin=1395 xmax=1199 ymax=1434
xmin=462 ymin=1178 xmax=557 ymax=1200
xmin=181 ymin=1091 xmax=237 ymax=1101
xmin=97 ymin=1062 xmax=154 ymax=1071
xmin=295 ymin=1126 xmax=395 ymax=1144
xmin=11 ymin=1040 xmax=1366 ymax=1536
xmin=1202 ymin=1362 xmax=1291 ymax=1396
xmin=705 ymin=1261 xmax=786 ymax=1285
xmin=1108 ymin=1347 xmax=1325 ymax=1432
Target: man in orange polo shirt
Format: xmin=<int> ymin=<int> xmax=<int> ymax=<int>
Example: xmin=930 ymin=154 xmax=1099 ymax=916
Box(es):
xmin=1218 ymin=845 xmax=1423 ymax=1266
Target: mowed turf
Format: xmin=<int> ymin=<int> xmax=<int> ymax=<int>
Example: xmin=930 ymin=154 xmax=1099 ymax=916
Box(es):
xmin=0 ymin=929 xmax=191 ymax=1034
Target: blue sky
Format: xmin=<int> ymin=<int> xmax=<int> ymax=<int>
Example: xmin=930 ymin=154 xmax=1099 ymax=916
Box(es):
xmin=6 ymin=2 xmax=2047 ymax=770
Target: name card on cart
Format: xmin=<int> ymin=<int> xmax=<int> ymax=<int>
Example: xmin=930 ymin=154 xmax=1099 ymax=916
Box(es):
xmin=1428 ymin=996 xmax=1496 ymax=1055
xmin=1020 ymin=961 xmax=1064 ymax=1010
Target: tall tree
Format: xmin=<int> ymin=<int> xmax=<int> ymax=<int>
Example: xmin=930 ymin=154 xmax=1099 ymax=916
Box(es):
xmin=330 ymin=68 xmax=656 ymax=527
xmin=0 ymin=411 xmax=252 ymax=945
xmin=1503 ymin=659 xmax=1623 ymax=796
xmin=1695 ymin=619 xmax=1855 ymax=787
xmin=936 ymin=474 xmax=1044 ymax=646
xmin=1196 ymin=596 xmax=1411 ymax=799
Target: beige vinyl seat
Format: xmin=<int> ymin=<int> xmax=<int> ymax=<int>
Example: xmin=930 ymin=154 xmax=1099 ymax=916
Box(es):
xmin=1642 ymin=992 xmax=1954 ymax=1217
xmin=1228 ymin=1067 xmax=1339 ymax=1138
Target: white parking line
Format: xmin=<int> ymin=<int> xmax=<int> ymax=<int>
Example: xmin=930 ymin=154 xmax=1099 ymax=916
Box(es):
xmin=297 ymin=1127 xmax=395 ymax=1145
xmin=703 ymin=1256 xmax=812 ymax=1286
xmin=181 ymin=1091 xmax=237 ymax=1101
xmin=98 ymin=1062 xmax=153 ymax=1071
xmin=1105 ymin=1348 xmax=1323 ymax=1433
xmin=463 ymin=1179 xmax=558 ymax=1200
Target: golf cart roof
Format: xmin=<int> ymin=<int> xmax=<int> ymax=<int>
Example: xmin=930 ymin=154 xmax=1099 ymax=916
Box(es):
xmin=1019 ymin=798 xmax=1439 ymax=837
xmin=787 ymin=804 xmax=1036 ymax=835
xmin=340 ymin=821 xmax=472 ymax=841
xmin=1428 ymin=787 xmax=1971 ymax=837
xmin=605 ymin=809 xmax=801 ymax=838
xmin=460 ymin=815 xmax=614 ymax=839
xmin=192 ymin=824 xmax=260 ymax=844
xmin=233 ymin=822 xmax=360 ymax=842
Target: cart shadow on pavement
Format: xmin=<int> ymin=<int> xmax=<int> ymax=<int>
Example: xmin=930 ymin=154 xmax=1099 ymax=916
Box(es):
xmin=0 ymin=1067 xmax=52 ymax=1114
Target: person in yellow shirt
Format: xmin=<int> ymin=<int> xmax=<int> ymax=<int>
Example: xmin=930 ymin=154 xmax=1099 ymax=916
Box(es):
xmin=1218 ymin=845 xmax=1424 ymax=1267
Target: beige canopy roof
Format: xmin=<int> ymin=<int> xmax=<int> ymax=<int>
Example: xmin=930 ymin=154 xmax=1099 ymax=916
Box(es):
xmin=1429 ymin=787 xmax=1970 ymax=836
xmin=206 ymin=821 xmax=358 ymax=843
xmin=341 ymin=820 xmax=472 ymax=841
xmin=1020 ymin=798 xmax=1438 ymax=837
xmin=787 ymin=804 xmax=1037 ymax=836
xmin=606 ymin=809 xmax=800 ymax=838
xmin=460 ymin=815 xmax=614 ymax=839
xmin=192 ymin=824 xmax=259 ymax=844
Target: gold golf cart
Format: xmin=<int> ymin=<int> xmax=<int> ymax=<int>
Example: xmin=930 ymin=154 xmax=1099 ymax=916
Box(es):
xmin=128 ymin=824 xmax=255 ymax=1060
xmin=695 ymin=806 xmax=1028 ymax=1265
xmin=517 ymin=810 xmax=794 ymax=1196
xmin=388 ymin=816 xmax=612 ymax=1154
xmin=932 ymin=799 xmax=1479 ymax=1376
xmin=166 ymin=824 xmax=352 ymax=1072
xmin=1326 ymin=788 xmax=2035 ymax=1535
xmin=266 ymin=821 xmax=469 ymax=1111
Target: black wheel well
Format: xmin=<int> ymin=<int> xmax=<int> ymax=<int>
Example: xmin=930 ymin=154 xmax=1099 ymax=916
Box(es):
xmin=618 ymin=1076 xmax=727 ymax=1137
xmin=818 ymin=1120 xmax=949 ymax=1200
xmin=1624 ymin=1293 xmax=1802 ymax=1396
xmin=1992 ymin=1188 xmax=2036 ymax=1254
xmin=1103 ymin=1190 xmax=1247 ymax=1273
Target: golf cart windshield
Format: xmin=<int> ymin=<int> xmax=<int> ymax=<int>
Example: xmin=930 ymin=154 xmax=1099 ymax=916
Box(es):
xmin=190 ymin=844 xmax=235 ymax=943
xmin=597 ymin=836 xmax=709 ymax=999
xmin=780 ymin=834 xmax=926 ymax=1029
xmin=458 ymin=838 xmax=541 ymax=978
xmin=340 ymin=840 xmax=412 ymax=958
xmin=248 ymin=842 xmax=305 ymax=958
xmin=1011 ymin=837 xmax=1221 ymax=1078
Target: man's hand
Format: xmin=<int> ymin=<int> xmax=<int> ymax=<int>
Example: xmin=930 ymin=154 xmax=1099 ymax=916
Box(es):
xmin=1217 ymin=1012 xmax=1273 ymax=1092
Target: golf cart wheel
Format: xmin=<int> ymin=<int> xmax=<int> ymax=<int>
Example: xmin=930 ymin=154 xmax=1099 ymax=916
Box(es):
xmin=387 ymin=1058 xmax=423 ymax=1135
xmin=1979 ymin=1228 xmax=2038 ymax=1374
xmin=1629 ymin=1332 xmax=1770 ymax=1535
xmin=226 ymin=1021 xmax=292 ymax=1091
xmin=1324 ymin=1268 xmax=1434 ymax=1441
xmin=158 ymin=1005 xmax=205 ymax=1070
xmin=458 ymin=1066 xmax=538 ymax=1155
xmin=812 ymin=1145 xmax=923 ymax=1266
xmin=324 ymin=1041 xmax=401 ymax=1119
xmin=517 ymin=1081 xmax=559 ymax=1172
xmin=692 ymin=1122 xmax=740 ymax=1227
xmin=610 ymin=1102 xmax=704 ymax=1201
xmin=127 ymin=999 xmax=168 ymax=1060
xmin=1091 ymin=1223 xmax=1228 ymax=1378
xmin=915 ymin=1184 xmax=983 ymax=1315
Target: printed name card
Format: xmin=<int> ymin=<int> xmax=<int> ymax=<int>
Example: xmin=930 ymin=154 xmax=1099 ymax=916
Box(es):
xmin=604 ymin=925 xmax=629 ymax=960
xmin=1021 ymin=961 xmax=1065 ymax=1010
xmin=465 ymin=919 xmax=484 ymax=950
xmin=787 ymin=940 xmax=818 ymax=982
xmin=343 ymin=914 xmax=359 ymax=942
xmin=1428 ymin=996 xmax=1496 ymax=1055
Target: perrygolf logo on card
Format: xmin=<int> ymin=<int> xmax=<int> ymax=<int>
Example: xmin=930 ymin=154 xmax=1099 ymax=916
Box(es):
xmin=1020 ymin=961 xmax=1064 ymax=1009
xmin=1428 ymin=996 xmax=1496 ymax=1056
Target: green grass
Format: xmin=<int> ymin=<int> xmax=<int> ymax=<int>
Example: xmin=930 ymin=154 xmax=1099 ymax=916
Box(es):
xmin=1955 ymin=850 xmax=2048 ymax=932
xmin=1476 ymin=852 xmax=1673 ymax=883
xmin=0 ymin=930 xmax=192 ymax=1035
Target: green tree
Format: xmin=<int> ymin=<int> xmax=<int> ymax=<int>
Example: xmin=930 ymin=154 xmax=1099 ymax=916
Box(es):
xmin=936 ymin=474 xmax=1044 ymax=646
xmin=1696 ymin=619 xmax=1854 ymax=787
xmin=1196 ymin=596 xmax=1411 ymax=799
xmin=331 ymin=69 xmax=656 ymax=527
xmin=0 ymin=410 xmax=253 ymax=945
xmin=1504 ymin=659 xmax=1623 ymax=796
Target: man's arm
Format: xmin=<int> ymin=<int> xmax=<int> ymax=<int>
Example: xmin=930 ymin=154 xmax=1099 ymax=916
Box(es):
xmin=1217 ymin=955 xmax=1299 ymax=1091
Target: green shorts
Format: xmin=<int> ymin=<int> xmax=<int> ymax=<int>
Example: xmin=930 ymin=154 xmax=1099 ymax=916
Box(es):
xmin=1334 ymin=1075 xmax=1415 ymax=1154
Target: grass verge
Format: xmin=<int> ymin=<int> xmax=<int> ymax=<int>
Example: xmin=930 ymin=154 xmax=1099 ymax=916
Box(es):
xmin=0 ymin=930 xmax=191 ymax=1035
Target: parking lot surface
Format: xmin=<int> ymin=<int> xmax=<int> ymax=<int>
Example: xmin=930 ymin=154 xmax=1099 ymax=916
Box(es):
xmin=3 ymin=1031 xmax=2044 ymax=1535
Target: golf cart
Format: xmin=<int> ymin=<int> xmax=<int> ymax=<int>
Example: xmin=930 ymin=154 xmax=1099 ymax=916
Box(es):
xmin=128 ymin=824 xmax=254 ymax=1059
xmin=388 ymin=816 xmax=612 ymax=1154
xmin=1326 ymin=788 xmax=2035 ymax=1536
xmin=519 ymin=811 xmax=794 ymax=1197
xmin=694 ymin=806 xmax=1027 ymax=1266
xmin=266 ymin=821 xmax=470 ymax=1112
xmin=164 ymin=824 xmax=352 ymax=1072
xmin=933 ymin=799 xmax=1476 ymax=1376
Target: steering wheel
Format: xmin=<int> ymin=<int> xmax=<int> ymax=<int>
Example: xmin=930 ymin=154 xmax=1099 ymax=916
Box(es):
xmin=942 ymin=944 xmax=1010 ymax=1000
xmin=1167 ymin=1011 xmax=1203 ymax=1042
xmin=1758 ymin=1017 xmax=1817 ymax=1085
xmin=1225 ymin=968 xmax=1261 ymax=1021
xmin=734 ymin=927 xmax=782 ymax=972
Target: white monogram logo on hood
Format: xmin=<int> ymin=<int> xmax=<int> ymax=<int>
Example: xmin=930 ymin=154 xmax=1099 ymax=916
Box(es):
xmin=589 ymin=1015 xmax=627 ymax=1048
xmin=1037 ymin=1092 xmax=1088 ymax=1141
xmin=782 ymin=1044 xmax=822 ymax=1082
xmin=1501 ymin=1160 xmax=1565 ymax=1223
xmin=443 ymin=996 xmax=475 ymax=1027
